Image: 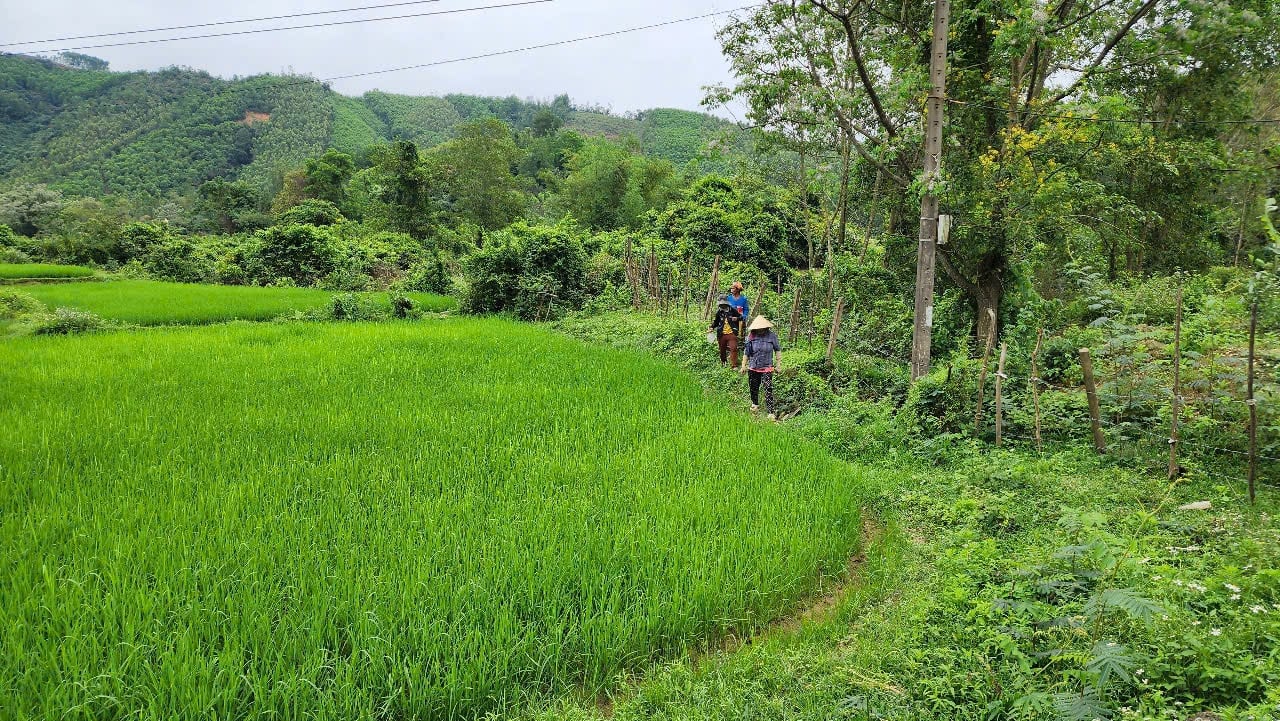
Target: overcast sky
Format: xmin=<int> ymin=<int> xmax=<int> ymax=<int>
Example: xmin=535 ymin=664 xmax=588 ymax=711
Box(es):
xmin=0 ymin=0 xmax=745 ymax=115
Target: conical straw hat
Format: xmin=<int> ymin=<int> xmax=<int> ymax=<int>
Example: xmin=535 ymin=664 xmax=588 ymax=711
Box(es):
xmin=748 ymin=316 xmax=773 ymax=331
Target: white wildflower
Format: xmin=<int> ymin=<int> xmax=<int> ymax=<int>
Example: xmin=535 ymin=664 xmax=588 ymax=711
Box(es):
xmin=1211 ymin=628 xmax=1222 ymax=636
xmin=1251 ymin=605 xmax=1266 ymax=614
xmin=1231 ymin=593 xmax=1241 ymax=601
xmin=1225 ymin=583 xmax=1241 ymax=593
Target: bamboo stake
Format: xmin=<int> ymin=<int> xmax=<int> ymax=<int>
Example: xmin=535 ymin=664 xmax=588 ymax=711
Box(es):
xmin=1030 ymin=328 xmax=1044 ymax=452
xmin=1080 ymin=348 xmax=1107 ymax=454
xmin=701 ymin=255 xmax=721 ymax=322
xmin=1247 ymin=301 xmax=1259 ymax=504
xmin=787 ymin=286 xmax=803 ymax=344
xmin=752 ymin=277 xmax=768 ymax=324
xmin=1168 ymin=285 xmax=1184 ymax=480
xmin=974 ymin=309 xmax=997 ymax=436
xmin=682 ymin=254 xmax=693 ymax=321
xmin=826 ymin=298 xmax=846 ymax=362
xmin=994 ymin=343 xmax=1008 ymax=447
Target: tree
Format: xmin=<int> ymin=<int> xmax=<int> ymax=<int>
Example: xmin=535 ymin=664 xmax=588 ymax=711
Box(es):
xmin=556 ymin=137 xmax=680 ymax=231
xmin=712 ymin=0 xmax=1280 ymax=345
xmin=255 ymin=224 xmax=337 ymax=285
xmin=303 ymin=149 xmax=356 ymax=207
xmin=0 ymin=184 xmax=64 ymax=236
xmin=196 ymin=179 xmax=266 ymax=234
xmin=430 ymin=118 xmax=526 ymax=231
xmin=370 ymin=140 xmax=438 ymax=240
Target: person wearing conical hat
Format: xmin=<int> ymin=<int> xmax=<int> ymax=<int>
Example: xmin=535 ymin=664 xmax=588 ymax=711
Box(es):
xmin=740 ymin=315 xmax=781 ymax=420
xmin=709 ymin=295 xmax=743 ymax=367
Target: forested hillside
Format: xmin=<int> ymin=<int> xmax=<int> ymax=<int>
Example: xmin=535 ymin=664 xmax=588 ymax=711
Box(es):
xmin=0 ymin=53 xmax=742 ymax=200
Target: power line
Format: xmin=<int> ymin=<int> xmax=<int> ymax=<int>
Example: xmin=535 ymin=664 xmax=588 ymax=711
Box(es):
xmin=23 ymin=0 xmax=555 ymax=55
xmin=0 ymin=0 xmax=448 ymax=48
xmin=1 ymin=6 xmax=759 ymax=113
xmin=947 ymin=98 xmax=1280 ymax=126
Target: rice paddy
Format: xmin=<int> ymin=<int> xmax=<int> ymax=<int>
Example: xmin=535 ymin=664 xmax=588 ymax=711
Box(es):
xmin=0 ymin=319 xmax=868 ymax=720
xmin=0 ymin=262 xmax=96 ymax=279
xmin=17 ymin=279 xmax=456 ymax=325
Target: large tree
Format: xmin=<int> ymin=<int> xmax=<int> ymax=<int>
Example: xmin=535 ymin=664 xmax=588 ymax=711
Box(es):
xmin=711 ymin=0 xmax=1280 ymax=344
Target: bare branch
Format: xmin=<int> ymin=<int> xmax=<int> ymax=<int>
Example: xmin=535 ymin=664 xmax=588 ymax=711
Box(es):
xmin=937 ymin=247 xmax=982 ymax=298
xmin=1047 ymin=0 xmax=1160 ymax=104
xmin=809 ymin=0 xmax=898 ymax=136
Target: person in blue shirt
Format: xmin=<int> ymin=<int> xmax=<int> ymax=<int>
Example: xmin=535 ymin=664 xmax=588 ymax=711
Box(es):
xmin=726 ymin=281 xmax=750 ymax=332
xmin=740 ymin=316 xmax=781 ymax=420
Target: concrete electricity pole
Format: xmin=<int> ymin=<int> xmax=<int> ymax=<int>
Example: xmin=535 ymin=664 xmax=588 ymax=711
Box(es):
xmin=910 ymin=0 xmax=952 ymax=380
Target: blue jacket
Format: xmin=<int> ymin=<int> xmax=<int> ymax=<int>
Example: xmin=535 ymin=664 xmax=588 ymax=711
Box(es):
xmin=727 ymin=292 xmax=749 ymax=320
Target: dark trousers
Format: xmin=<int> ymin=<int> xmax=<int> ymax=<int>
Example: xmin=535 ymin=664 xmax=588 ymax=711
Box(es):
xmin=748 ymin=370 xmax=774 ymax=413
xmin=718 ymin=333 xmax=739 ymax=367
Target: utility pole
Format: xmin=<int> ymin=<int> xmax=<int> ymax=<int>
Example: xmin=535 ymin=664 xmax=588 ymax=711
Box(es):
xmin=910 ymin=0 xmax=952 ymax=380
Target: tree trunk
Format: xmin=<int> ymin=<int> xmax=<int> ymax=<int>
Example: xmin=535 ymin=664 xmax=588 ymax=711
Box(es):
xmin=974 ymin=248 xmax=1006 ymax=350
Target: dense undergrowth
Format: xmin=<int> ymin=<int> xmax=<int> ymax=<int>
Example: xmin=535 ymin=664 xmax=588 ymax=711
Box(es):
xmin=548 ymin=309 xmax=1280 ymax=721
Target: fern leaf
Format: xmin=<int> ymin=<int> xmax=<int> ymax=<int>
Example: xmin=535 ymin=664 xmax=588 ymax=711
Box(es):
xmin=1084 ymin=588 xmax=1162 ymax=624
xmin=1087 ymin=639 xmax=1136 ymax=688
xmin=1052 ymin=689 xmax=1112 ymax=721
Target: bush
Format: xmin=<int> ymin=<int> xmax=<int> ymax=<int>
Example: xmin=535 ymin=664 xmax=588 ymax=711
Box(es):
xmin=318 ymin=265 xmax=372 ymax=292
xmin=397 ymin=255 xmax=451 ymax=294
xmin=463 ymin=221 xmax=587 ymax=319
xmin=276 ymin=199 xmax=344 ymax=227
xmin=0 ymin=289 xmax=44 ymax=320
xmin=33 ymin=307 xmax=108 ymax=335
xmin=254 ymin=224 xmax=337 ymax=286
xmin=329 ymin=293 xmax=386 ymax=321
xmin=143 ymin=238 xmax=210 ymax=283
xmin=115 ymin=222 xmax=169 ymax=262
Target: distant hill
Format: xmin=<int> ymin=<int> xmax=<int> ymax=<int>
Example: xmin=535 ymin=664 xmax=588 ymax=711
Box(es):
xmin=0 ymin=53 xmax=745 ymax=200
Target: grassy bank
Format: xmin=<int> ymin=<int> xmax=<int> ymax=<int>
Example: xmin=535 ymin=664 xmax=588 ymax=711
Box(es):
xmin=0 ymin=262 xmax=96 ymax=280
xmin=17 ymin=279 xmax=455 ymax=325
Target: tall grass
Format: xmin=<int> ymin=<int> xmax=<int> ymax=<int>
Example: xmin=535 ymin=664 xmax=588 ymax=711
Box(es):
xmin=18 ymin=280 xmax=455 ymax=325
xmin=0 ymin=320 xmax=868 ymax=720
xmin=0 ymin=262 xmax=96 ymax=279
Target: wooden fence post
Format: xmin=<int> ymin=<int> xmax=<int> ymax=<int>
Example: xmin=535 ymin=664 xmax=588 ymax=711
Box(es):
xmin=682 ymin=254 xmax=693 ymax=321
xmin=1080 ymin=348 xmax=1107 ymax=454
xmin=1247 ymin=301 xmax=1259 ymax=504
xmin=1168 ymin=285 xmax=1184 ymax=480
xmin=974 ymin=309 xmax=997 ymax=437
xmin=826 ymin=298 xmax=846 ymax=362
xmin=753 ymin=277 xmax=768 ymax=324
xmin=787 ymin=287 xmax=803 ymax=344
xmin=1030 ymin=328 xmax=1044 ymax=452
xmin=994 ymin=343 xmax=1008 ymax=447
xmin=701 ymin=255 xmax=721 ymax=322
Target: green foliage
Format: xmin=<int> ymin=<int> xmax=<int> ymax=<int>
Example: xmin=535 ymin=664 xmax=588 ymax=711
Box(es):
xmin=429 ymin=118 xmax=525 ymax=230
xmin=31 ymin=306 xmax=108 ymax=335
xmin=464 ymin=221 xmax=588 ymax=319
xmin=276 ymin=199 xmax=344 ymax=227
xmin=0 ymin=289 xmax=44 ymax=319
xmin=302 ymin=149 xmax=355 ymax=207
xmin=554 ymin=137 xmax=680 ymax=231
xmin=327 ymin=292 xmax=386 ymax=320
xmin=254 ymin=224 xmax=337 ymax=285
xmin=0 ymin=183 xmax=64 ymax=236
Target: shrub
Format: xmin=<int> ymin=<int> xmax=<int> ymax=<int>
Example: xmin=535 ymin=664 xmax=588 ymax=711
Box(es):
xmin=33 ymin=307 xmax=108 ymax=335
xmin=329 ymin=293 xmax=386 ymax=321
xmin=0 ymin=289 xmax=44 ymax=320
xmin=115 ymin=222 xmax=169 ymax=262
xmin=318 ymin=265 xmax=373 ymax=292
xmin=276 ymin=199 xmax=344 ymax=227
xmin=143 ymin=238 xmax=210 ymax=283
xmin=254 ymin=224 xmax=337 ymax=286
xmin=463 ymin=221 xmax=587 ymax=319
xmin=397 ymin=255 xmax=450 ymax=294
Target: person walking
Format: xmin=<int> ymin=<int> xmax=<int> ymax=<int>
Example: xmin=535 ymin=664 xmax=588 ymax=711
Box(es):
xmin=709 ymin=296 xmax=743 ymax=367
xmin=740 ymin=316 xmax=781 ymax=420
xmin=726 ymin=281 xmax=750 ymax=333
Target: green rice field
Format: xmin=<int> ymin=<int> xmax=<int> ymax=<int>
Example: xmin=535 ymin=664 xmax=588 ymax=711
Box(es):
xmin=18 ymin=279 xmax=456 ymax=324
xmin=0 ymin=262 xmax=96 ymax=279
xmin=0 ymin=320 xmax=868 ymax=720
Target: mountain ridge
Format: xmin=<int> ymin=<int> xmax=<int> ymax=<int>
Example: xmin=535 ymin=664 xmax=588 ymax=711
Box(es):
xmin=0 ymin=53 xmax=742 ymax=199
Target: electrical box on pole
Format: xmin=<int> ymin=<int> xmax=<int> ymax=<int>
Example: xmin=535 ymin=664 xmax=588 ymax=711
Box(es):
xmin=910 ymin=0 xmax=951 ymax=380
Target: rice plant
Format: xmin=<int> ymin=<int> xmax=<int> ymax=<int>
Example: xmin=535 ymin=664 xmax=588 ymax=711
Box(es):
xmin=0 ymin=320 xmax=868 ymax=720
xmin=18 ymin=279 xmax=455 ymax=325
xmin=0 ymin=262 xmax=96 ymax=279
